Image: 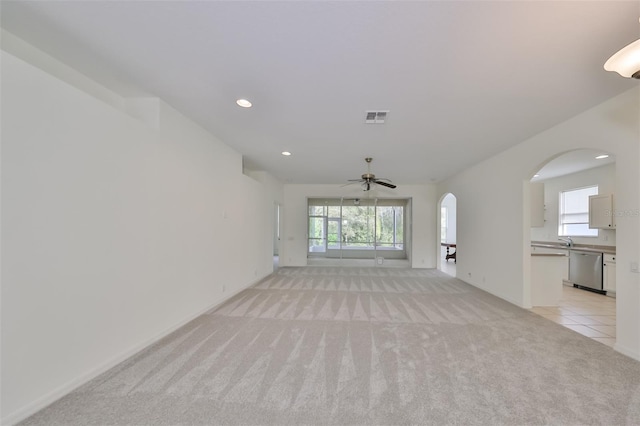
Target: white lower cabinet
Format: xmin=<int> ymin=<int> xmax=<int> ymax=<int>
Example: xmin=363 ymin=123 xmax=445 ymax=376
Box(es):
xmin=531 ymin=255 xmax=567 ymax=306
xmin=603 ymin=254 xmax=616 ymax=293
xmin=531 ymin=247 xmax=569 ymax=281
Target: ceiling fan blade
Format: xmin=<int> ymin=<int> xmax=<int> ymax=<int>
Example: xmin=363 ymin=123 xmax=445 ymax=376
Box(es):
xmin=375 ymin=180 xmax=397 ymax=189
xmin=341 ymin=181 xmax=360 ymax=187
xmin=345 ymin=158 xmax=396 ymax=190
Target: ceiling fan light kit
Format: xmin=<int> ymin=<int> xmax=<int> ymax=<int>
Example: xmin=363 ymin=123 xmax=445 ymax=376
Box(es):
xmin=604 ymin=18 xmax=640 ymax=79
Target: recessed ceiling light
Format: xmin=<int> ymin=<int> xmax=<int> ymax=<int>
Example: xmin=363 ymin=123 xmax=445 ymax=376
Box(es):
xmin=595 ymin=154 xmax=609 ymax=159
xmin=281 ymin=151 xmax=292 ymax=156
xmin=533 ymin=174 xmax=540 ymax=178
xmin=236 ymin=99 xmax=252 ymax=108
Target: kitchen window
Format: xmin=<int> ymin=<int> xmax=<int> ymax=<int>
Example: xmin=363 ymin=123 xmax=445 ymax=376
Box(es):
xmin=558 ymin=185 xmax=598 ymax=237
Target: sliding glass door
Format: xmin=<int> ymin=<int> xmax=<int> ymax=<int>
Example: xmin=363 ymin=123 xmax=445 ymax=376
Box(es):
xmin=308 ymin=214 xmax=327 ymax=253
xmin=307 ymin=198 xmax=407 ymax=259
xmin=341 ymin=203 xmax=376 ymax=260
xmin=376 ymin=205 xmax=404 ymax=249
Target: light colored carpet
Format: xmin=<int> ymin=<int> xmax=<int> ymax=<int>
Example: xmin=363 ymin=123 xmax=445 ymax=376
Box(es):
xmin=20 ymin=267 xmax=640 ymax=425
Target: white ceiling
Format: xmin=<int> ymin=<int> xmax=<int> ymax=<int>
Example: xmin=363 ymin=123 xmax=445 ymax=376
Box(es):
xmin=532 ymin=149 xmax=616 ymax=182
xmin=2 ymin=1 xmax=638 ymax=184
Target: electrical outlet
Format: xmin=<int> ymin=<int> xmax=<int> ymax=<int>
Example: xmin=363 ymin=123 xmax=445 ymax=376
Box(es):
xmin=631 ymin=262 xmax=639 ymax=273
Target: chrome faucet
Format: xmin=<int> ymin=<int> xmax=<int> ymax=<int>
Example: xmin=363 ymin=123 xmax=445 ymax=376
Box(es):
xmin=558 ymin=237 xmax=573 ymax=247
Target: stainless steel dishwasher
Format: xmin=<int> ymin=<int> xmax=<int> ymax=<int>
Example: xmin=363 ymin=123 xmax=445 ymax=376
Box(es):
xmin=569 ymin=250 xmax=604 ymax=294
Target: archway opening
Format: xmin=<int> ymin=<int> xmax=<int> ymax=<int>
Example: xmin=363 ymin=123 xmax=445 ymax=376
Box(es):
xmin=439 ymin=193 xmax=457 ymax=276
xmin=527 ymin=148 xmax=617 ymax=347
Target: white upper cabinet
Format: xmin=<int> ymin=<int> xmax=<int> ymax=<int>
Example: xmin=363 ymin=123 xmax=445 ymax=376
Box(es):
xmin=589 ymin=193 xmax=615 ymax=229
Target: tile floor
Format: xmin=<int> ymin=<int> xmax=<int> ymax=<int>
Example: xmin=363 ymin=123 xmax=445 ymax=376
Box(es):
xmin=530 ymin=285 xmax=616 ymax=347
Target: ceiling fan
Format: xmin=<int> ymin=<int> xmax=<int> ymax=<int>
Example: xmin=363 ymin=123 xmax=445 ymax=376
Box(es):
xmin=346 ymin=157 xmax=397 ymax=191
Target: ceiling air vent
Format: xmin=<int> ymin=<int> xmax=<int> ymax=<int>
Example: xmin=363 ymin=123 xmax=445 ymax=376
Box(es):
xmin=365 ymin=110 xmax=389 ymax=124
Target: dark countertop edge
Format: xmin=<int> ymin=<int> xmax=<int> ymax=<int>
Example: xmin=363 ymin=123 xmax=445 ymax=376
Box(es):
xmin=531 ymin=253 xmax=568 ymax=257
xmin=531 ymin=241 xmax=616 ymax=254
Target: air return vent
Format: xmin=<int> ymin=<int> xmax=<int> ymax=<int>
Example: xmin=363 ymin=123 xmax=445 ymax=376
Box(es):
xmin=365 ymin=110 xmax=389 ymax=124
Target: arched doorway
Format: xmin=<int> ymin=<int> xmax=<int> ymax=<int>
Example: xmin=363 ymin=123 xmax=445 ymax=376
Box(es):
xmin=527 ymin=148 xmax=617 ymax=347
xmin=438 ymin=193 xmax=457 ymax=276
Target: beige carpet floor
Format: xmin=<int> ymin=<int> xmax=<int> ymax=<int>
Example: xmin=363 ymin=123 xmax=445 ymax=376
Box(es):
xmin=20 ymin=267 xmax=640 ymax=425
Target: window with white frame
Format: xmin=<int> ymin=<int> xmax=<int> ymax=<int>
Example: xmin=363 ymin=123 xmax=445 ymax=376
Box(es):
xmin=307 ymin=198 xmax=406 ymax=255
xmin=441 ymin=206 xmax=448 ymax=242
xmin=558 ymin=186 xmax=598 ymax=237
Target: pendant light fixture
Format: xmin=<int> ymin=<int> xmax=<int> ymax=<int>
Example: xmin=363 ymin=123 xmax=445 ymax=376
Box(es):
xmin=604 ymin=18 xmax=640 ymax=79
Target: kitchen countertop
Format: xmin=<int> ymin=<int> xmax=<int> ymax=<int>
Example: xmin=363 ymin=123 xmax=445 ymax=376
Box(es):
xmin=531 ymin=252 xmax=568 ymax=257
xmin=531 ymin=241 xmax=615 ymax=254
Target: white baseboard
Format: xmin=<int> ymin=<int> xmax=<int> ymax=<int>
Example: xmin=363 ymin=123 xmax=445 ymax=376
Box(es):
xmin=1 ymin=275 xmax=263 ymax=426
xmin=461 ymin=278 xmax=525 ymax=308
xmin=613 ymin=342 xmax=640 ymax=362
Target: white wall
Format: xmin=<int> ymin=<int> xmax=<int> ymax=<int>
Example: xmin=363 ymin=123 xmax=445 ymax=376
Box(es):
xmin=250 ymin=172 xmax=283 ymax=258
xmin=531 ymin=163 xmax=616 ymax=247
xmin=281 ymin=184 xmax=437 ymax=268
xmin=438 ymin=87 xmax=640 ymax=360
xmin=1 ymin=46 xmax=283 ymax=423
